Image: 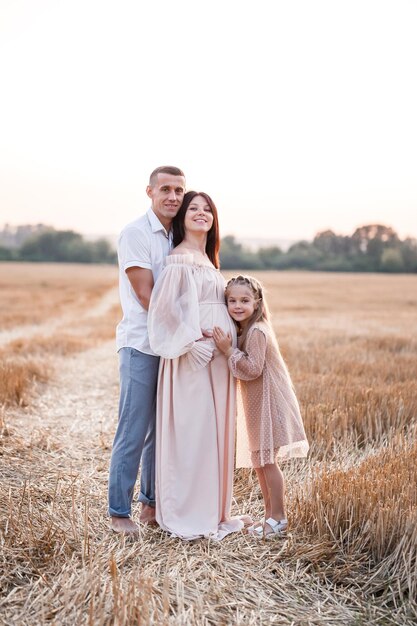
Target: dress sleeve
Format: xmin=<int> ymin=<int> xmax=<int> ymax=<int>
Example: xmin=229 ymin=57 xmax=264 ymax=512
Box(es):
xmin=228 ymin=327 xmax=266 ymax=380
xmin=148 ymin=257 xmax=214 ymax=369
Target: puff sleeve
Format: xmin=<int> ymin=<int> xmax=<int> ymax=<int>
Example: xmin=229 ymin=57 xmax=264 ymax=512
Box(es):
xmin=148 ymin=255 xmax=214 ymax=370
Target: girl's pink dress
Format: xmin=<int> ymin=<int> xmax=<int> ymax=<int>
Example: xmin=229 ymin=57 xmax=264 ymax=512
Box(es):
xmin=228 ymin=321 xmax=309 ymax=468
xmin=148 ymin=254 xmax=243 ymax=540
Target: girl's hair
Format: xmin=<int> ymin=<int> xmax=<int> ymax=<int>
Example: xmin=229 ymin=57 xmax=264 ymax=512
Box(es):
xmin=225 ymin=275 xmax=271 ymax=345
xmin=173 ymin=191 xmax=220 ymax=268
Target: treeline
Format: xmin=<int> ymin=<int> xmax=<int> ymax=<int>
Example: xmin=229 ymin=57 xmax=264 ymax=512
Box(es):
xmin=0 ymin=228 xmax=116 ymax=264
xmin=1 ymin=223 xmax=416 ymax=272
xmin=220 ymin=225 xmax=417 ymax=273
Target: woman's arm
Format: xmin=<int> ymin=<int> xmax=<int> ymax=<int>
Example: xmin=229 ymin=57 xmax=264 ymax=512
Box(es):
xmin=148 ymin=263 xmax=203 ymax=359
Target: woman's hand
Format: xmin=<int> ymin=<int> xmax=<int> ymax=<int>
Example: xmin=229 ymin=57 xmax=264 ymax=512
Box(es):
xmin=213 ymin=326 xmax=233 ymax=356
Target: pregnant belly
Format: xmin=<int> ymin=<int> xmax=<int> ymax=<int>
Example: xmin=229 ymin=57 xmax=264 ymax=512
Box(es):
xmin=199 ymin=302 xmax=236 ymax=341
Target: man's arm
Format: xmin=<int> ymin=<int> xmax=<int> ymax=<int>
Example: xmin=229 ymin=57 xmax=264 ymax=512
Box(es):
xmin=126 ymin=267 xmax=154 ymax=311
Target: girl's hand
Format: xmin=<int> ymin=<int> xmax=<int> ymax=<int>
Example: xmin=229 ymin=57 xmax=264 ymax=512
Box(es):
xmin=213 ymin=326 xmax=233 ymax=355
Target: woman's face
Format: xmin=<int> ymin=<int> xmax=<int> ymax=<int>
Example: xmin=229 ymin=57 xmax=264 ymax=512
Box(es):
xmin=184 ymin=195 xmax=214 ymax=234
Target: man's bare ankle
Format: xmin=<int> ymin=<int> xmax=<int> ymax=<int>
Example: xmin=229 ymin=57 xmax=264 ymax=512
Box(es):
xmin=111 ymin=516 xmax=139 ymax=534
xmin=139 ymin=503 xmax=156 ymax=524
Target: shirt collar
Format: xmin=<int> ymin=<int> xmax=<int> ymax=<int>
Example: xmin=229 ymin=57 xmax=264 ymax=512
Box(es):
xmin=147 ymin=207 xmax=170 ymax=238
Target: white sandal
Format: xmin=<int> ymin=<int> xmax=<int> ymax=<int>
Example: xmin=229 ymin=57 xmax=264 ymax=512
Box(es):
xmin=246 ymin=518 xmax=264 ymax=533
xmin=249 ymin=517 xmax=288 ymax=539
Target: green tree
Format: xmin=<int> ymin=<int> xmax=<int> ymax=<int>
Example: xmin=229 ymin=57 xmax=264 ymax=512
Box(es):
xmin=257 ymin=246 xmax=283 ymax=269
xmin=284 ymin=240 xmax=323 ymax=269
xmin=350 ymin=224 xmax=400 ymax=270
xmin=0 ymin=245 xmax=14 ymax=261
xmin=219 ymin=236 xmax=261 ymax=269
xmin=401 ymin=238 xmax=417 ymax=272
xmin=18 ymin=229 xmax=116 ymax=263
xmin=90 ymin=238 xmax=117 ymax=264
xmin=20 ymin=230 xmax=84 ymax=262
xmin=380 ymin=248 xmax=405 ymax=272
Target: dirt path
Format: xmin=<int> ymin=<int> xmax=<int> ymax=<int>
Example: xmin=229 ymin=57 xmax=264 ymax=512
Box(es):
xmin=29 ymin=340 xmax=119 ymax=459
xmin=4 ymin=285 xmax=121 ymax=497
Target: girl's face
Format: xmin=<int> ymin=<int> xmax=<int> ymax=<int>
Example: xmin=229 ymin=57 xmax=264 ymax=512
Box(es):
xmin=226 ymin=284 xmax=258 ymax=327
xmin=184 ymin=195 xmax=214 ymax=234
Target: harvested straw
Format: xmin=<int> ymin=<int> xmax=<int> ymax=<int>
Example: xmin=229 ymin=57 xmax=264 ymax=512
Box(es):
xmin=1 ymin=268 xmax=416 ymax=624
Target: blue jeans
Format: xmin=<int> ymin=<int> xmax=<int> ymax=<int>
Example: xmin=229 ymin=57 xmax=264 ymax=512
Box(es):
xmin=108 ymin=347 xmax=160 ymax=517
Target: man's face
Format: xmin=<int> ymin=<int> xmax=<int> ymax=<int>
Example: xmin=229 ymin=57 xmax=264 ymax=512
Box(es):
xmin=146 ymin=173 xmax=186 ymax=226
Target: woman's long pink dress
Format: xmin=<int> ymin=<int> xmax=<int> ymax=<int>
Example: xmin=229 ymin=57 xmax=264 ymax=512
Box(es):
xmin=148 ymin=254 xmax=243 ymax=540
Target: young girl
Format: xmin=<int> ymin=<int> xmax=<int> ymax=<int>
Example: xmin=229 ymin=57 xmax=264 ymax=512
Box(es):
xmin=213 ymin=275 xmax=309 ymax=538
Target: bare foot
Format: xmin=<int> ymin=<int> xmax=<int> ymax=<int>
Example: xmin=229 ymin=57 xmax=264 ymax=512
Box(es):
xmin=240 ymin=514 xmax=254 ymax=527
xmin=246 ymin=519 xmax=264 ymax=533
xmin=139 ymin=503 xmax=157 ymax=525
xmin=111 ymin=516 xmax=140 ymax=535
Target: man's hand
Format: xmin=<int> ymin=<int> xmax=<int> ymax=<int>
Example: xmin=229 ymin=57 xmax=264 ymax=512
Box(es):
xmin=212 ymin=326 xmax=233 ymax=356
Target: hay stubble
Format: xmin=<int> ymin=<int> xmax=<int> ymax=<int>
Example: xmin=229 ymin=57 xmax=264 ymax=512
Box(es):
xmin=1 ymin=266 xmax=416 ymax=625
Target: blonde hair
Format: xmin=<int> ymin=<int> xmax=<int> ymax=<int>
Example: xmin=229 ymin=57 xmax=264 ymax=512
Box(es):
xmin=225 ymin=275 xmax=271 ymax=346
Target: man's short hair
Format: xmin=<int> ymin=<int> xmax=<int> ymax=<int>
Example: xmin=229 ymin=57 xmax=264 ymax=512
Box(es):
xmin=149 ymin=166 xmax=185 ymax=187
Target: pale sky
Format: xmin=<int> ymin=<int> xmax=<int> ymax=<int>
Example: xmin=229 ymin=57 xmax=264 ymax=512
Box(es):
xmin=0 ymin=0 xmax=416 ymax=241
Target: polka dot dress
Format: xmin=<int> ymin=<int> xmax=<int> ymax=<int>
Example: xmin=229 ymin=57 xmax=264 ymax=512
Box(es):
xmin=228 ymin=322 xmax=309 ymax=468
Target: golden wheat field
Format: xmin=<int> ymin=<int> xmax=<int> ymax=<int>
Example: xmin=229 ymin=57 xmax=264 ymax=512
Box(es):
xmin=0 ymin=262 xmax=416 ymax=626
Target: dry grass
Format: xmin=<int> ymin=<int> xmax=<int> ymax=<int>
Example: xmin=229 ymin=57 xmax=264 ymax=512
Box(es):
xmin=0 ymin=263 xmax=120 ymax=407
xmin=292 ymin=429 xmax=417 ymax=595
xmin=0 ymin=357 xmax=50 ymax=407
xmin=1 ymin=268 xmax=417 ymax=625
xmin=0 ymin=262 xmax=118 ymax=329
xmin=0 ymin=329 xmax=120 ymax=409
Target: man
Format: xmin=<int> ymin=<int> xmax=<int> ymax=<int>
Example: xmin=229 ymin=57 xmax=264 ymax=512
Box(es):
xmin=109 ymin=165 xmax=186 ymax=534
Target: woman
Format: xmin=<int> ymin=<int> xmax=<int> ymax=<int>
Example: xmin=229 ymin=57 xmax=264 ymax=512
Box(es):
xmin=148 ymin=191 xmax=246 ymax=540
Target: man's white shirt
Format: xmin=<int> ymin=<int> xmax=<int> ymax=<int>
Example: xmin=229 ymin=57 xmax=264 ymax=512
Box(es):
xmin=116 ymin=208 xmax=171 ymax=355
